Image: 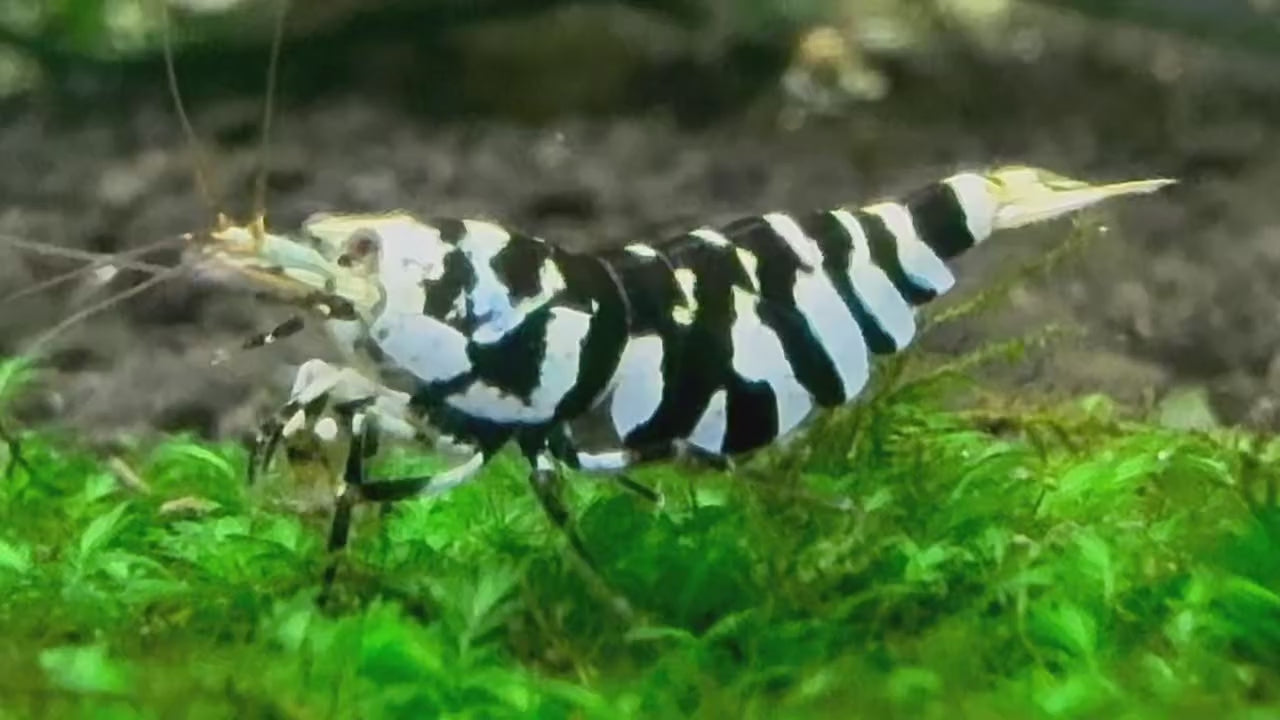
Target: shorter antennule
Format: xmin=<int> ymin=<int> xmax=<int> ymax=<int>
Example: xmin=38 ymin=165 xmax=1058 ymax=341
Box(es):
xmin=162 ymin=1 xmax=224 ymax=224
xmin=251 ymin=0 xmax=292 ymax=227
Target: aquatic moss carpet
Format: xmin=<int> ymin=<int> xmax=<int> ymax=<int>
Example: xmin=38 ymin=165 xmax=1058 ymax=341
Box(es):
xmin=0 ymin=357 xmax=1277 ymax=719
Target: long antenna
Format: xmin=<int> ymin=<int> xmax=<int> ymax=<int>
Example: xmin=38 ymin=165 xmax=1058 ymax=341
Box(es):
xmin=0 ymin=234 xmax=183 ymax=305
xmin=251 ymin=0 xmax=292 ymax=233
xmin=161 ymin=0 xmax=224 ymax=227
xmin=21 ymin=266 xmax=187 ymax=358
xmin=0 ymin=233 xmax=175 ymax=274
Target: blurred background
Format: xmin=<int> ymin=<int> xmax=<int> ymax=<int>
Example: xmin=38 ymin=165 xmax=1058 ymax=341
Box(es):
xmin=1 ymin=0 xmax=1279 ymax=443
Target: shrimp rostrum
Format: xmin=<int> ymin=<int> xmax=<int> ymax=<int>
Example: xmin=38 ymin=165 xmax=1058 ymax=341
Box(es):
xmin=189 ymin=166 xmax=1174 ymax=602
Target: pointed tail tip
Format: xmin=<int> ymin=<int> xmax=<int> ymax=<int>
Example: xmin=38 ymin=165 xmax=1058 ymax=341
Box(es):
xmin=993 ymin=174 xmax=1178 ymax=230
xmin=1109 ymin=177 xmax=1178 ymax=195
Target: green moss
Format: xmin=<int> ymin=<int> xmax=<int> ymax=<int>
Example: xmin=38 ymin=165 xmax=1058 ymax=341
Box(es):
xmin=0 ymin=355 xmax=1278 ymax=719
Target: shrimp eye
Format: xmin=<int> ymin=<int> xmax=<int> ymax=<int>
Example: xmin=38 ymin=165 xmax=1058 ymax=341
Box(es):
xmin=337 ymin=232 xmax=378 ymax=268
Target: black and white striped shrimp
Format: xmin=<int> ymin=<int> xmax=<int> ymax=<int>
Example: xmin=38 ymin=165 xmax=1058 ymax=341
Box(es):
xmin=209 ymin=166 xmax=1172 ymax=606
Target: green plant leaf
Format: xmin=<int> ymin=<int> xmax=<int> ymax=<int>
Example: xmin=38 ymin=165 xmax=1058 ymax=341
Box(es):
xmin=77 ymin=501 xmax=131 ymax=565
xmin=39 ymin=643 xmax=131 ymax=695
